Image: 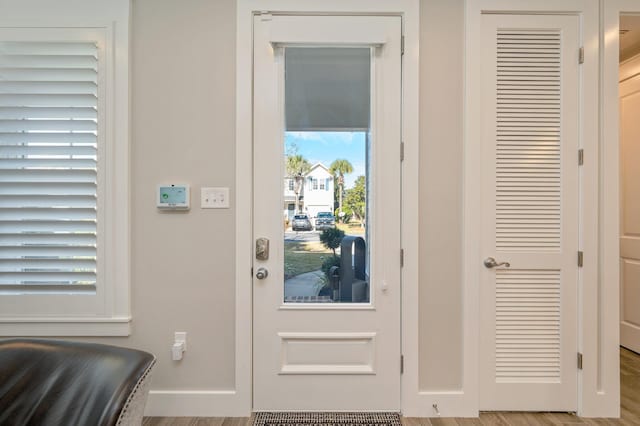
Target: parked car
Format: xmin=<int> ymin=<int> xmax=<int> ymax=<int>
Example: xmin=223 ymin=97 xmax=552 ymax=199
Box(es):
xmin=315 ymin=211 xmax=336 ymax=230
xmin=291 ymin=214 xmax=313 ymax=231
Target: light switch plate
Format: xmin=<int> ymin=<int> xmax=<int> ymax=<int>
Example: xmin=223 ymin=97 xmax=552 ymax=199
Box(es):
xmin=201 ymin=187 xmax=230 ymax=209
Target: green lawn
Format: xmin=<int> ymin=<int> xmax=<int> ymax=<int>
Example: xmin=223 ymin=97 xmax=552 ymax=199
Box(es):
xmin=337 ymin=222 xmax=366 ymax=236
xmin=284 ymin=241 xmax=333 ymax=280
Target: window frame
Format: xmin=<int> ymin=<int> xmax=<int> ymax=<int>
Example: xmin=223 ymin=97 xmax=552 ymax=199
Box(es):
xmin=0 ymin=23 xmax=131 ymax=336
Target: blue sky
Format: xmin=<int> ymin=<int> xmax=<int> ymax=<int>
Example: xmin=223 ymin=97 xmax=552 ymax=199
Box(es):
xmin=285 ymin=131 xmax=366 ymax=189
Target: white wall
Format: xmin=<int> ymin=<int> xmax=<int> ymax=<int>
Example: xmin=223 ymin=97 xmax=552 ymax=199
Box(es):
xmin=120 ymin=0 xmax=238 ymax=390
xmin=418 ymin=0 xmax=465 ymax=391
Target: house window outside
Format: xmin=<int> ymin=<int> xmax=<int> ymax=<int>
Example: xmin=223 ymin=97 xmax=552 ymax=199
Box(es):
xmin=312 ymin=178 xmax=318 ymax=190
xmin=288 ymin=179 xmax=294 ymax=191
xmin=320 ymin=179 xmax=326 ymax=190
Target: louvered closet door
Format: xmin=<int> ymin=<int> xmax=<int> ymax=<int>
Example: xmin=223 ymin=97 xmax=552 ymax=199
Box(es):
xmin=478 ymin=14 xmax=580 ymax=411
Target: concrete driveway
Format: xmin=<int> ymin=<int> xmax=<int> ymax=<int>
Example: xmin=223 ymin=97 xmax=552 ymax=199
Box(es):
xmin=284 ymin=230 xmax=320 ymax=243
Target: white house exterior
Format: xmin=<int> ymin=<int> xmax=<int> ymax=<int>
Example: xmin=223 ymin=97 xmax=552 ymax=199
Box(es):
xmin=303 ymin=163 xmax=334 ymax=218
xmin=284 ymin=163 xmax=334 ymax=219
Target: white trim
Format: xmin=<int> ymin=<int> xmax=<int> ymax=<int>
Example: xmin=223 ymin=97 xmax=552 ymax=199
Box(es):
xmin=0 ymin=317 xmax=131 ymax=337
xmin=595 ymin=0 xmax=640 ymax=418
xmin=144 ymin=390 xmax=244 ymax=417
xmin=466 ymin=0 xmax=612 ymax=418
xmin=237 ymin=0 xmax=419 ymax=417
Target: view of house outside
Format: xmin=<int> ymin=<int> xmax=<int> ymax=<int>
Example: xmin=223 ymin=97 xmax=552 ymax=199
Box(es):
xmin=283 ymin=131 xmax=369 ymax=303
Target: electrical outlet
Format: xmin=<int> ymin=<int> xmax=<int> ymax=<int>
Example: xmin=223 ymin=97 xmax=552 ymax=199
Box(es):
xmin=174 ymin=331 xmax=187 ymax=350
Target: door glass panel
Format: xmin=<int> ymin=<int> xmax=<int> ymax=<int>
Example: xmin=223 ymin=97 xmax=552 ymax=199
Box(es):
xmin=283 ymin=47 xmax=371 ymax=304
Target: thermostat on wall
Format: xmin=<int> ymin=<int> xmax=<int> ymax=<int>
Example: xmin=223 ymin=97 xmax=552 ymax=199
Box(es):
xmin=157 ymin=184 xmax=190 ymax=210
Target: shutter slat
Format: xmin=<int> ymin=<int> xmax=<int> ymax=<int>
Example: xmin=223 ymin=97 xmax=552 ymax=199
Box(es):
xmin=0 ymin=246 xmax=96 ymax=258
xmin=0 ymin=220 xmax=96 ymax=233
xmin=0 ymin=42 xmax=97 ymax=56
xmin=0 ymin=159 xmax=97 ymax=169
xmin=0 ymin=182 xmax=95 ymax=195
xmin=0 ymin=94 xmax=96 ymax=107
xmin=0 ymin=107 xmax=96 ymax=119
xmin=0 ymin=233 xmax=96 ymax=245
xmin=0 ymin=195 xmax=97 ymax=208
xmin=0 ymin=145 xmax=97 ymax=156
xmin=0 ymin=272 xmax=96 ymax=285
xmin=0 ymin=55 xmax=97 ymax=69
xmin=0 ymin=82 xmax=97 ymax=95
xmin=0 ymin=258 xmax=96 ymax=272
xmin=0 ymin=120 xmax=96 ymax=131
xmin=0 ymin=208 xmax=96 ymax=220
xmin=0 ymin=169 xmax=96 ymax=182
xmin=0 ymin=132 xmax=96 ymax=144
xmin=0 ymin=68 xmax=97 ymax=82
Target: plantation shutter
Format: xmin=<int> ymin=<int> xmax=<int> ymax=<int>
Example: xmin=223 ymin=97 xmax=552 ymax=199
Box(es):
xmin=0 ymin=41 xmax=98 ymax=291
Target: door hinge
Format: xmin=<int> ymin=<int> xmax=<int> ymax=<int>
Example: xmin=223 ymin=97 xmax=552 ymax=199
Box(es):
xmin=577 ymin=352 xmax=583 ymax=370
xmin=251 ymin=267 xmax=254 ymax=277
xmin=400 ymin=249 xmax=404 ymax=267
xmin=400 ymin=142 xmax=405 ymax=162
xmin=579 ymin=47 xmax=584 ymax=64
xmin=578 ymin=251 xmax=584 ymax=267
xmin=578 ymin=149 xmax=584 ymax=166
xmin=401 ymin=35 xmax=405 ymax=55
xmin=401 ymin=355 xmax=404 ymax=374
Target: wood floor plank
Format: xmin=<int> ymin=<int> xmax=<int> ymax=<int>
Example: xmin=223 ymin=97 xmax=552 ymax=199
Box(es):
xmin=403 ymin=417 xmax=434 ymax=426
xmin=143 ymin=348 xmax=640 ymax=426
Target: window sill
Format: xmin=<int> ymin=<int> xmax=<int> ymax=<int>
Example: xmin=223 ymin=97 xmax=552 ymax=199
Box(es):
xmin=0 ymin=317 xmax=132 ymax=337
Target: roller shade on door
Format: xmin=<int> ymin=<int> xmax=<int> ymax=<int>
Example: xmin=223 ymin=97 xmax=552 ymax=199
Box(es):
xmin=0 ymin=41 xmax=98 ymax=291
xmin=285 ymin=47 xmax=370 ymax=131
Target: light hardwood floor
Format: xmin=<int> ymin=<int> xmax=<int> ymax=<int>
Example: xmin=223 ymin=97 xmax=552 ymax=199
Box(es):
xmin=143 ymin=348 xmax=640 ymax=426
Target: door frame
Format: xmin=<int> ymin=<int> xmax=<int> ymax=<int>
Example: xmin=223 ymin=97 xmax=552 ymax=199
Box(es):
xmin=603 ymin=0 xmax=640 ymax=417
xmin=465 ymin=0 xmax=616 ymax=418
xmin=235 ymin=0 xmax=419 ymax=417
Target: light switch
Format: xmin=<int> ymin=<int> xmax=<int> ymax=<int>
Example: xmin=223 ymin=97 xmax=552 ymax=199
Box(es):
xmin=201 ymin=187 xmax=230 ymax=209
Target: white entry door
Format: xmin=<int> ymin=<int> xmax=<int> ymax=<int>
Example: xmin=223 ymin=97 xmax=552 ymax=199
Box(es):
xmin=252 ymin=14 xmax=402 ymax=411
xmin=620 ymin=70 xmax=640 ymax=354
xmin=478 ymin=14 xmax=580 ymax=411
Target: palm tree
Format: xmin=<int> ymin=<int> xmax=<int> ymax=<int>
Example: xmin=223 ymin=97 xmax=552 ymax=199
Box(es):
xmin=329 ymin=159 xmax=354 ymax=220
xmin=286 ymin=154 xmax=311 ymax=213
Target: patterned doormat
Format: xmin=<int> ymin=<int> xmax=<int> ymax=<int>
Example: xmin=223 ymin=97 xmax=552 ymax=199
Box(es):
xmin=253 ymin=412 xmax=402 ymax=426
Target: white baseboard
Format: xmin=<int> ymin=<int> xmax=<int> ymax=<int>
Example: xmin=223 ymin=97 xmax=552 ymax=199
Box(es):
xmin=144 ymin=390 xmax=250 ymax=417
xmin=402 ymin=391 xmax=479 ymax=417
xmin=622 ymin=321 xmax=640 ymax=354
xmin=402 ymin=391 xmax=478 ymax=418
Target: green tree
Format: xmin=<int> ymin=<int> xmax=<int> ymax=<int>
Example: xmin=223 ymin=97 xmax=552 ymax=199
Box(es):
xmin=344 ymin=175 xmax=366 ymax=226
xmin=329 ymin=159 xmax=353 ymax=221
xmin=286 ymin=154 xmax=311 ymax=213
xmin=320 ymin=227 xmax=345 ymax=259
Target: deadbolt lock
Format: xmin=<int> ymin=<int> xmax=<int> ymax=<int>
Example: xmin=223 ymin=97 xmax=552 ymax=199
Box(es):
xmin=256 ymin=237 xmax=269 ymax=261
